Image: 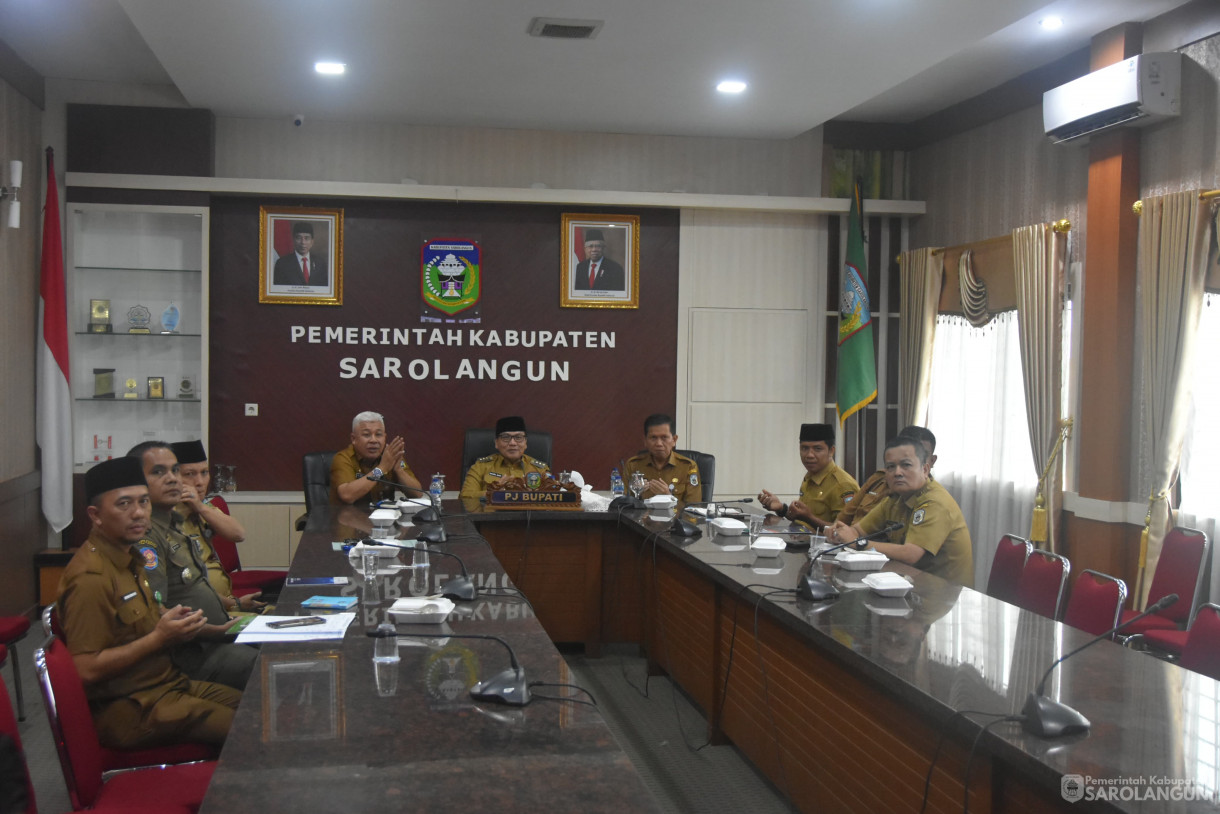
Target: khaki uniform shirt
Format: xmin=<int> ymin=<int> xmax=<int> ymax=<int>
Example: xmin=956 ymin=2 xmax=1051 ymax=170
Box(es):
xmin=145 ymin=507 xmax=230 ymax=625
xmin=329 ymin=444 xmax=418 ymax=505
xmin=173 ymin=505 xmax=234 ymax=601
xmin=625 ymin=451 xmax=702 ymax=503
xmin=58 ymin=529 xmax=183 ymax=706
xmin=795 ymin=461 xmax=859 ymax=526
xmin=460 ymin=453 xmax=551 ymax=499
xmin=856 ymin=480 xmax=974 ymax=588
xmin=838 ymin=469 xmax=888 ymax=526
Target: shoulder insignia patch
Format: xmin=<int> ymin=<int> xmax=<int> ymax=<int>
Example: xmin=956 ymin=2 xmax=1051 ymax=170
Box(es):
xmin=477 ymin=454 xmax=495 ymax=462
xmin=689 ymin=472 xmax=699 ymax=486
xmin=526 ymin=456 xmax=547 ymax=467
xmin=912 ymin=509 xmax=926 ymax=525
xmin=138 ymin=545 xmax=159 ymax=570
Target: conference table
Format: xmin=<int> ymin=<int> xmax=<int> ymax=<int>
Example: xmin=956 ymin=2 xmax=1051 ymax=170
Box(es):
xmin=200 ymin=501 xmax=1220 ymax=813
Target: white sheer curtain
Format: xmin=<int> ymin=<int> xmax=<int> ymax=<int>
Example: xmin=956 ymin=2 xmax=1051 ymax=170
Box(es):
xmin=926 ymin=312 xmax=1038 ymax=589
xmin=1179 ymin=292 xmax=1220 ymax=606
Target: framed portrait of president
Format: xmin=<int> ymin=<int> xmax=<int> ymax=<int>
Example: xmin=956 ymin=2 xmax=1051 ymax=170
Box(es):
xmin=258 ymin=206 xmax=344 ymax=305
xmin=560 ymin=213 xmax=639 ymax=309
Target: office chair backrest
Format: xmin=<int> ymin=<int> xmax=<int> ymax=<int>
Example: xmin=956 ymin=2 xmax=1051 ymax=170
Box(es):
xmin=461 ymin=429 xmax=553 ymax=482
xmin=0 ymin=669 xmax=34 ymax=814
xmin=675 ymin=449 xmax=715 ymax=502
xmin=1015 ymin=549 xmax=1071 ymax=621
xmin=1146 ymin=526 xmax=1210 ymax=625
xmin=301 ymin=451 xmax=336 ymax=512
xmin=1062 ymin=569 xmax=1127 ymax=637
xmin=986 ymin=534 xmax=1032 ymax=605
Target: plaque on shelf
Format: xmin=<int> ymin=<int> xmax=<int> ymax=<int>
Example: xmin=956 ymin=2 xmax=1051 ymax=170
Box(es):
xmin=177 ymin=375 xmax=196 ymax=399
xmin=93 ymin=368 xmax=115 ymax=398
xmin=160 ymin=302 xmax=180 ymax=334
xmin=123 ymin=377 xmax=138 ymax=399
xmin=88 ymin=299 xmax=113 ymax=333
xmin=147 ymin=377 xmax=165 ymax=399
xmin=127 ymin=304 xmax=152 ymax=334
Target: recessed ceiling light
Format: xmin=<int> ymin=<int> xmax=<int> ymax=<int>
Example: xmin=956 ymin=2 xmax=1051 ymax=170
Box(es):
xmin=717 ymin=80 xmax=747 ymax=94
xmin=1039 ymin=16 xmax=1063 ymax=31
xmin=315 ymin=62 xmax=346 ymax=75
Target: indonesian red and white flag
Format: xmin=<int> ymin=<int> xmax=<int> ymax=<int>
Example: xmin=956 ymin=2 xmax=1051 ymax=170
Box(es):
xmin=37 ymin=148 xmax=72 ymax=532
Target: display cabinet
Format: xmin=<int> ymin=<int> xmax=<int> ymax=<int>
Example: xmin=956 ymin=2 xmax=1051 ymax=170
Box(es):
xmin=68 ymin=203 xmax=208 ymax=470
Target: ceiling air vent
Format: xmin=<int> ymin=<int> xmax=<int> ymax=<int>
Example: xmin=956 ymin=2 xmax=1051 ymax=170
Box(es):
xmin=527 ymin=17 xmax=603 ymax=40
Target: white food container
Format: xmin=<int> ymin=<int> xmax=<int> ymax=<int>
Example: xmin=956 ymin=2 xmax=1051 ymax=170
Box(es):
xmin=861 ymin=572 xmax=914 ymax=597
xmin=710 ymin=517 xmax=748 ymax=536
xmin=750 ymin=537 xmax=787 ymax=557
xmin=834 ymin=549 xmax=889 ymax=571
xmin=387 ymin=597 xmax=455 ymax=625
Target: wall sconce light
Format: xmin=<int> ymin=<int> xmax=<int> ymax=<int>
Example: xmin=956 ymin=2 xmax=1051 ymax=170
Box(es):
xmin=1 ymin=160 xmax=22 ymax=229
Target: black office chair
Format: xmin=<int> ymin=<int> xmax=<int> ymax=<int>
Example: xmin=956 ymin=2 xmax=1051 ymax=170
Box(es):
xmin=296 ymin=451 xmax=336 ymax=531
xmin=676 ymin=449 xmax=715 ymax=502
xmin=461 ymin=429 xmax=553 ymax=482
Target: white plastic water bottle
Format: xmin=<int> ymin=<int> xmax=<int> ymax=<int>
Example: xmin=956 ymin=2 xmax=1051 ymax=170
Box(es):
xmin=611 ymin=468 xmax=625 ymax=497
xmin=429 ymin=473 xmax=444 ymax=505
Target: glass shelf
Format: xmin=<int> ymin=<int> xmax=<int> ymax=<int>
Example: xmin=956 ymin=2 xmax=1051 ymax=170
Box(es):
xmin=76 ymin=397 xmax=202 ymax=403
xmin=74 ymin=266 xmax=202 ymax=274
xmin=74 ymin=331 xmax=203 ymax=337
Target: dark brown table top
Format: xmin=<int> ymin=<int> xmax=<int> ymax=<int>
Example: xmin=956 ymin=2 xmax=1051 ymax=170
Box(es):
xmin=199 ymin=506 xmax=658 ymax=814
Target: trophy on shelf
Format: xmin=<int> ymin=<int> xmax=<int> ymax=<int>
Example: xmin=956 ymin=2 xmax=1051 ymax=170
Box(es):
xmin=88 ymin=299 xmax=113 ymax=333
xmin=160 ymin=302 xmax=180 ymax=334
xmin=178 ymin=375 xmax=196 ymax=399
xmin=123 ymin=377 xmax=139 ymax=399
xmin=127 ymin=304 xmax=152 ymax=334
xmin=147 ymin=377 xmax=165 ymax=399
xmin=92 ymin=368 xmax=115 ymax=398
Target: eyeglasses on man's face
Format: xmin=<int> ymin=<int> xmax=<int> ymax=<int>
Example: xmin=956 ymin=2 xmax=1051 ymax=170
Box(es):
xmin=497 ymin=433 xmax=527 ymax=444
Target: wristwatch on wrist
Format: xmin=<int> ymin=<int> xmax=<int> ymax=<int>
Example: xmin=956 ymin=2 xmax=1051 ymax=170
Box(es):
xmin=369 ymin=467 xmax=384 ymax=480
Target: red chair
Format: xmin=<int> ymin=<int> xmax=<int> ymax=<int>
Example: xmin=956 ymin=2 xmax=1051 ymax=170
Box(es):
xmin=34 ymin=635 xmax=217 ymax=811
xmin=1015 ymin=549 xmax=1070 ymax=620
xmin=1118 ymin=526 xmax=1209 ymax=637
xmin=209 ymin=494 xmax=286 ymax=597
xmin=1062 ymin=569 xmax=1127 ymax=636
xmin=0 ymin=615 xmax=31 ymax=721
xmin=1179 ymin=604 xmax=1220 ymax=682
xmin=986 ymin=534 xmax=1032 ymax=605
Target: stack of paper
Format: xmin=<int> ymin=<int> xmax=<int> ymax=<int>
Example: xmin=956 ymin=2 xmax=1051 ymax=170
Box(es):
xmin=236 ymin=613 xmax=355 ymax=644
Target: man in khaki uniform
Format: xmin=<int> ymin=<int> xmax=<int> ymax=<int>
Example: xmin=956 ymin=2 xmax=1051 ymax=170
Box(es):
xmin=838 ymin=425 xmax=938 ymax=526
xmin=460 ymin=416 xmax=551 ymax=499
xmin=624 ymin=413 xmax=701 ymax=502
xmin=331 ymin=410 xmax=423 ymax=505
xmin=829 ymin=435 xmax=973 ymax=588
xmin=758 ymin=423 xmax=859 ymax=530
xmin=130 ymin=442 xmax=257 ymax=690
xmin=171 ymin=440 xmax=264 ymax=613
xmin=58 ymin=457 xmax=240 ymax=750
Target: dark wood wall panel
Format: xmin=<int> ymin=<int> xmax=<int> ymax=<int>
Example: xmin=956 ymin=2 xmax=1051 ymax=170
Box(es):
xmin=209 ymin=198 xmax=679 ymax=491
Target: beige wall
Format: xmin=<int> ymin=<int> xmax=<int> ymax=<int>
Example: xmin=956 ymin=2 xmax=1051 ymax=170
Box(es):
xmin=0 ymin=74 xmax=45 ymax=614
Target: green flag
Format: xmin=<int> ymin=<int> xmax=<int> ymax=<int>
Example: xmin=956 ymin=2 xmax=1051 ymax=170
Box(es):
xmin=837 ymin=181 xmax=877 ymax=424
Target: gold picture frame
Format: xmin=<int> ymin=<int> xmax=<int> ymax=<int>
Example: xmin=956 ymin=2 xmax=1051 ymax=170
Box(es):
xmin=146 ymin=376 xmax=165 ymax=399
xmin=560 ymin=213 xmax=639 ymax=309
xmin=258 ymin=206 xmax=344 ymax=305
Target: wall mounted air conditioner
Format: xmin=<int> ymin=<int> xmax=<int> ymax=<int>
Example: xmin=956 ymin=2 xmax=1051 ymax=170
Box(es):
xmin=1043 ymin=52 xmax=1181 ymax=145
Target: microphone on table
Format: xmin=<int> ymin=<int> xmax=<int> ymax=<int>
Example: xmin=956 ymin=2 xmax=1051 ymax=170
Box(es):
xmin=1021 ymin=592 xmax=1179 ymax=738
xmin=367 ymin=628 xmax=530 ymax=706
xmin=361 ymin=472 xmax=443 ymax=524
xmin=798 ymin=521 xmax=903 ymax=602
xmin=361 ymin=538 xmax=476 ymax=601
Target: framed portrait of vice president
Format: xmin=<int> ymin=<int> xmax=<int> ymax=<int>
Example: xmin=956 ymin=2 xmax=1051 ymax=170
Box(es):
xmin=560 ymin=213 xmax=639 ymax=309
xmin=259 ymin=206 xmax=344 ymax=305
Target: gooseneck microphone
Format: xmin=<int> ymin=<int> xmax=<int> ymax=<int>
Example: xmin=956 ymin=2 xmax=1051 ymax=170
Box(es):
xmin=362 ymin=472 xmax=444 ymax=527
xmin=367 ymin=628 xmax=530 ymax=706
xmin=798 ymin=521 xmax=903 ymax=601
xmin=1021 ymin=592 xmax=1179 ymax=738
xmin=361 ymin=538 xmax=476 ymax=600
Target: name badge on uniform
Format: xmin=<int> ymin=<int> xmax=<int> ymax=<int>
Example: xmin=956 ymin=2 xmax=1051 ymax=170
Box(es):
xmin=488 ymin=472 xmax=503 ymax=480
xmin=122 ymin=591 xmax=138 ymax=601
xmin=912 ymin=509 xmax=926 ymax=525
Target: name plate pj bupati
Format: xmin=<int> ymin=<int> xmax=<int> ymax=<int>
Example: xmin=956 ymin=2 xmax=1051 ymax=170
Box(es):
xmin=487 ymin=490 xmax=582 ymax=510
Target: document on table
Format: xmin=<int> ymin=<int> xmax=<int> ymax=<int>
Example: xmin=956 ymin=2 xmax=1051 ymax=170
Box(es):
xmin=236 ymin=613 xmax=356 ymax=644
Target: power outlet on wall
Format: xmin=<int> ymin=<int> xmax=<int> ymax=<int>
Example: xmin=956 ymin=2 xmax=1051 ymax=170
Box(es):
xmin=244 ymin=403 xmax=259 ymax=417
